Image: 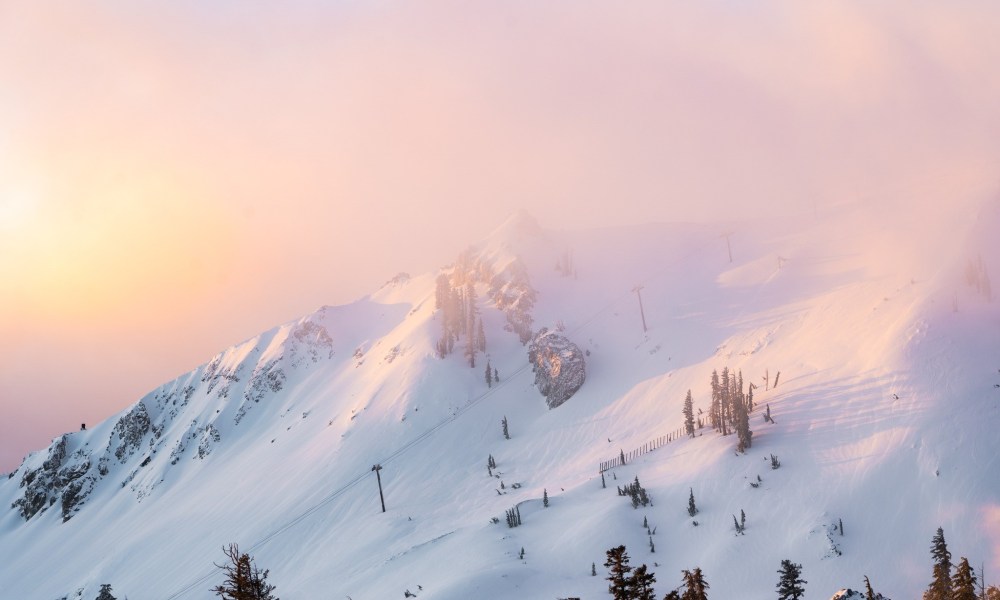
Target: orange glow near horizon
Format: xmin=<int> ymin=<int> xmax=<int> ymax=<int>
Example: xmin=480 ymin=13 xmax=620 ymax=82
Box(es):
xmin=1 ymin=153 xmax=235 ymax=325
xmin=1 ymin=0 xmax=999 ymax=478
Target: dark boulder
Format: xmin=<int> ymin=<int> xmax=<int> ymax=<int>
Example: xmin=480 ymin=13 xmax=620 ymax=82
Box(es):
xmin=528 ymin=328 xmax=586 ymax=409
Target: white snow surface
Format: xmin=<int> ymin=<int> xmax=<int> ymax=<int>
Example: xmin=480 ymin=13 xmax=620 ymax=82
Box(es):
xmin=2 ymin=200 xmax=999 ymax=600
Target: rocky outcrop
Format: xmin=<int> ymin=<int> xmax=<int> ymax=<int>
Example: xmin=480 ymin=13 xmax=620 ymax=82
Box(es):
xmin=288 ymin=320 xmax=334 ymax=367
xmin=528 ymin=328 xmax=586 ymax=409
xmin=489 ymin=258 xmax=536 ymax=344
xmin=201 ymin=356 xmax=243 ymax=399
xmin=244 ymin=358 xmax=286 ymax=405
xmin=110 ymin=403 xmax=151 ymax=463
xmin=831 ymin=589 xmax=891 ymax=600
xmin=12 ymin=435 xmax=68 ymax=520
xmin=11 ymin=435 xmax=96 ymax=522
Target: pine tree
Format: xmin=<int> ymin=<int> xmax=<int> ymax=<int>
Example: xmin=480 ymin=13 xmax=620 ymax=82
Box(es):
xmin=435 ymin=274 xmax=450 ymax=311
xmin=466 ymin=339 xmax=476 ymax=368
xmin=212 ymin=543 xmax=279 ymax=600
xmin=740 ymin=509 xmax=746 ymax=531
xmin=733 ymin=383 xmax=752 ymax=453
xmin=464 ymin=284 xmax=479 ymax=368
xmin=95 ymin=584 xmax=117 ymax=600
xmin=485 ymin=359 xmax=492 ymax=388
xmin=776 ymin=560 xmax=806 ymax=600
xmin=493 ymin=367 xmax=499 ymax=383
xmin=864 ymin=575 xmax=875 ymax=600
xmin=477 ymin=318 xmax=487 ymax=352
xmin=720 ymin=367 xmax=731 ymax=436
xmin=543 ymin=488 xmax=549 ymax=507
xmin=709 ymin=370 xmax=721 ymax=433
xmin=681 ymin=567 xmax=709 ymax=600
xmin=447 ymin=286 xmax=463 ymax=343
xmin=953 ymin=557 xmax=978 ymax=600
xmin=924 ymin=527 xmax=952 ymax=600
xmin=604 ymin=545 xmax=634 ymax=600
xmin=687 ymin=488 xmax=698 ymax=517
xmin=631 ymin=564 xmax=657 ymax=600
xmin=683 ymin=390 xmax=695 ymax=437
xmin=985 ymin=585 xmax=1000 ymax=600
xmin=592 ymin=562 xmax=597 ymax=576
xmin=502 ymin=416 xmax=510 ymax=440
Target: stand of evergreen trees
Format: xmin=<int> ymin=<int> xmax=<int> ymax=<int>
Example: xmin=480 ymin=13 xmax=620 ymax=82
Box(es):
xmin=434 ymin=274 xmax=487 ymax=366
xmin=708 ymin=367 xmax=752 ymax=452
xmin=922 ymin=527 xmax=998 ymax=600
xmin=617 ymin=476 xmax=651 ymax=509
xmin=604 ymin=545 xmax=708 ymax=600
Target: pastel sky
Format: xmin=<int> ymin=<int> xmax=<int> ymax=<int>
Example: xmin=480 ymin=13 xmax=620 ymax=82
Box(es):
xmin=1 ymin=0 xmax=999 ymax=471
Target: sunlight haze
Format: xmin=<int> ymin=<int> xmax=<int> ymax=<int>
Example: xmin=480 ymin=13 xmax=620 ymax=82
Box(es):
xmin=1 ymin=0 xmax=998 ymax=471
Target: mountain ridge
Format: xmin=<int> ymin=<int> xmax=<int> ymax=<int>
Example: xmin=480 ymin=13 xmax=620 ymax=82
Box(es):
xmin=2 ymin=202 xmax=998 ymax=599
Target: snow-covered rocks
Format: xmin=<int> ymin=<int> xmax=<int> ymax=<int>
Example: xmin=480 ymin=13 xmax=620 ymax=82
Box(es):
xmin=831 ymin=588 xmax=891 ymax=600
xmin=528 ymin=328 xmax=586 ymax=409
xmin=11 ymin=434 xmax=96 ymax=522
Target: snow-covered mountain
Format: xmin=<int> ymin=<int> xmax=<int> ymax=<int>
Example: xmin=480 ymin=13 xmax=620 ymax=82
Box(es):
xmin=2 ymin=201 xmax=998 ymax=600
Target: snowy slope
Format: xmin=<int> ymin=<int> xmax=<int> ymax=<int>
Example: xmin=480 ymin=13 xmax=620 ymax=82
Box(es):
xmin=1 ymin=200 xmax=999 ymax=600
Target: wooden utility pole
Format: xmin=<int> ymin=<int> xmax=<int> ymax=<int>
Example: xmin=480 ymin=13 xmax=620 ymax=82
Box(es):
xmin=721 ymin=231 xmax=734 ymax=263
xmin=371 ymin=464 xmax=386 ymax=513
xmin=632 ymin=285 xmax=648 ymax=334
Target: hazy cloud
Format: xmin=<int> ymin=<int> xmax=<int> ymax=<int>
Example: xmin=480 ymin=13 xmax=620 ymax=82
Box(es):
xmin=1 ymin=0 xmax=998 ymax=469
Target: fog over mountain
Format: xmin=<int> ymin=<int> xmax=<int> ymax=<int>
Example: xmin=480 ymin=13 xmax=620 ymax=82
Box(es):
xmin=3 ymin=1 xmax=1000 ymax=472
xmin=1 ymin=198 xmax=998 ymax=598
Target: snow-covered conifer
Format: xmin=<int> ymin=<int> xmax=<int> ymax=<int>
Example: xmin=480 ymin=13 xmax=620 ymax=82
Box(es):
xmin=683 ymin=390 xmax=695 ymax=438
xmin=776 ymin=560 xmax=806 ymax=600
xmin=924 ymin=527 xmax=952 ymax=600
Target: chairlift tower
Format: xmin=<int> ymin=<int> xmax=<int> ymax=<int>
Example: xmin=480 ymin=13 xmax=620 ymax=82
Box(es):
xmin=632 ymin=285 xmax=648 ymax=334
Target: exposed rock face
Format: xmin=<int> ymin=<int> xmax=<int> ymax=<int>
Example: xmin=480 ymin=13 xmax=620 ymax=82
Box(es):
xmin=528 ymin=328 xmax=586 ymax=409
xmin=831 ymin=589 xmax=891 ymax=600
xmin=11 ymin=434 xmax=96 ymax=522
xmin=111 ymin=403 xmax=151 ymax=463
xmin=7 ymin=311 xmax=339 ymax=524
xmin=489 ymin=258 xmax=537 ymax=344
xmin=12 ymin=435 xmax=67 ymax=520
xmin=288 ymin=320 xmax=334 ymax=367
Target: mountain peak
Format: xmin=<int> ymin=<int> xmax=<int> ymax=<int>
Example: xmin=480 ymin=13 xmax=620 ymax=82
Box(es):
xmin=490 ymin=209 xmax=543 ymax=241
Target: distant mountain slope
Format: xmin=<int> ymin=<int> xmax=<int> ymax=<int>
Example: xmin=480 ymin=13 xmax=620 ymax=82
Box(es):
xmin=1 ymin=201 xmax=997 ymax=600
